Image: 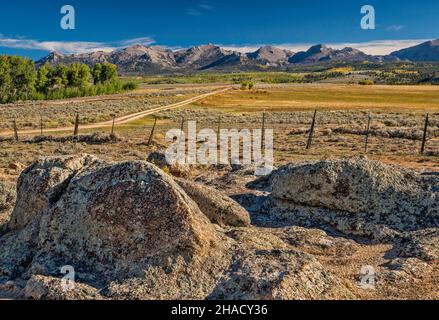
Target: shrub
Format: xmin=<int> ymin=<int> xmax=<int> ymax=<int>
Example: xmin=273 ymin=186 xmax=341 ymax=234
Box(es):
xmin=241 ymin=81 xmax=255 ymax=90
xmin=359 ymin=79 xmax=375 ymax=85
xmin=122 ymin=81 xmax=139 ymax=91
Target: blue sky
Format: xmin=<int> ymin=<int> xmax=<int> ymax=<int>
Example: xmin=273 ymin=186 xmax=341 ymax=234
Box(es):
xmin=0 ymin=0 xmax=437 ymax=60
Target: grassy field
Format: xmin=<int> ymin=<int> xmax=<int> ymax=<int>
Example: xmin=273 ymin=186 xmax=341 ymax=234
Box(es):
xmin=2 ymin=80 xmax=438 ymax=301
xmin=124 ymin=72 xmax=305 ymax=85
xmin=0 ymin=86 xmax=219 ymax=131
xmin=192 ymin=84 xmax=439 ymax=113
xmin=0 ymin=83 xmax=438 ymax=186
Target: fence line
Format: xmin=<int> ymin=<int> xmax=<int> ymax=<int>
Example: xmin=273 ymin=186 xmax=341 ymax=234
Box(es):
xmin=147 ymin=116 xmax=157 ymax=146
xmin=73 ymin=112 xmax=80 ymax=138
xmin=306 ymin=110 xmax=317 ymax=150
xmin=364 ymin=112 xmax=372 ymax=153
xmin=2 ymin=111 xmax=437 ymax=157
xmin=421 ymin=113 xmax=429 ymax=154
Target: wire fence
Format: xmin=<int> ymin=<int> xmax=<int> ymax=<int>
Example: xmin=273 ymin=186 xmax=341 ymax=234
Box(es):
xmin=1 ymin=109 xmax=438 ymax=158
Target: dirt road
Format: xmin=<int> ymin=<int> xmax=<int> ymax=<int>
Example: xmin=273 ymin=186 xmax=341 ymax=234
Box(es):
xmin=0 ymin=87 xmax=231 ymax=136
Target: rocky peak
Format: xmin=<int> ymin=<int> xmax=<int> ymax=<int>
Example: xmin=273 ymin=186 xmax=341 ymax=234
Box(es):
xmin=391 ymin=39 xmax=439 ymax=61
xmin=247 ymin=46 xmax=294 ymax=63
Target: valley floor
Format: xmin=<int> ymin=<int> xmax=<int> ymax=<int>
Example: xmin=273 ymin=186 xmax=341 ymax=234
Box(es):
xmin=0 ymin=83 xmax=438 ymax=300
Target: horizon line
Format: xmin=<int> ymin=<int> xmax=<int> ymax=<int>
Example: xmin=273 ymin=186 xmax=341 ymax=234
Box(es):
xmin=0 ymin=35 xmax=433 ymax=59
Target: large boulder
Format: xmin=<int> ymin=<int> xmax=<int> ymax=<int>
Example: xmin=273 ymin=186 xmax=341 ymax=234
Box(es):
xmin=1 ymin=155 xmax=231 ymax=299
xmin=396 ymin=229 xmax=439 ymax=262
xmin=147 ymin=151 xmax=189 ymax=177
xmin=271 ymin=157 xmax=438 ymax=220
xmin=9 ymin=154 xmax=105 ymax=231
xmin=0 ymin=154 xmax=355 ymax=300
xmin=34 ymin=161 xmax=221 ymax=278
xmin=0 ymin=182 xmax=15 ymax=213
xmin=209 ymin=228 xmax=355 ymax=300
xmin=0 ymin=181 xmax=15 ymax=232
xmin=176 ymin=178 xmax=251 ymax=227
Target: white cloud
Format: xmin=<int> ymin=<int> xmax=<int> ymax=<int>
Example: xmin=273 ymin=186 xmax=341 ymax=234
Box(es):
xmin=0 ymin=36 xmax=430 ymax=57
xmin=187 ymin=2 xmax=214 ymax=16
xmin=0 ymin=35 xmax=155 ymax=55
xmin=115 ymin=37 xmax=156 ymax=47
xmin=221 ymin=44 xmax=310 ymax=53
xmin=330 ymin=39 xmax=428 ymax=55
xmin=198 ymin=3 xmax=213 ymax=10
xmin=187 ymin=8 xmax=202 ymax=16
xmin=221 ymin=39 xmax=430 ymax=55
xmin=386 ymin=25 xmax=405 ymax=31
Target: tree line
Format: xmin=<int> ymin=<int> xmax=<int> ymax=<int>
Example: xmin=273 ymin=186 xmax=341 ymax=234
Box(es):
xmin=0 ymin=55 xmax=138 ymax=104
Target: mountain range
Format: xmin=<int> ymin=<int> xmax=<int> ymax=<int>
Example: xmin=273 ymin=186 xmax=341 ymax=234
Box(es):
xmin=36 ymin=40 xmax=439 ymax=75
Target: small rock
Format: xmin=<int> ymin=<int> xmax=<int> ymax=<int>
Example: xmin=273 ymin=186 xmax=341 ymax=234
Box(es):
xmin=8 ymin=162 xmax=23 ymax=171
xmin=176 ymin=178 xmax=251 ymax=227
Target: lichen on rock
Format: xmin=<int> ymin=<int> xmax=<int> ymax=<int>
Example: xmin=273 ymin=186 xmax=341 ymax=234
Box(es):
xmin=0 ymin=154 xmax=357 ymax=300
xmin=269 ymin=157 xmax=438 ymax=234
xmin=176 ymin=178 xmax=251 ymax=227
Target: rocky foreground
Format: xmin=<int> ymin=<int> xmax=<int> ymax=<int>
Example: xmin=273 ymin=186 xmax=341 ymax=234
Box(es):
xmin=0 ymin=155 xmax=438 ymax=300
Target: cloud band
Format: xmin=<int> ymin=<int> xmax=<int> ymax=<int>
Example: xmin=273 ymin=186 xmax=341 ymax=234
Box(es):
xmin=0 ymin=36 xmax=155 ymax=55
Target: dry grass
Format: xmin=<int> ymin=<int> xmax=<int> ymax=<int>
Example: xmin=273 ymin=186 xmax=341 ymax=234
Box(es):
xmin=0 ymin=83 xmax=438 ymax=300
xmin=0 ymin=84 xmax=438 ymax=185
xmin=0 ymin=86 xmax=218 ymax=131
xmin=194 ymin=84 xmax=439 ymax=113
xmin=157 ymin=106 xmax=439 ymax=173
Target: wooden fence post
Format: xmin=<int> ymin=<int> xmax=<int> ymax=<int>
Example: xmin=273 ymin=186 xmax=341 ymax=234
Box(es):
xmin=364 ymin=112 xmax=372 ymax=153
xmin=217 ymin=116 xmax=221 ymax=145
xmin=179 ymin=116 xmax=185 ymax=141
xmin=111 ymin=115 xmax=116 ymax=135
xmin=180 ymin=116 xmax=185 ymax=132
xmin=12 ymin=119 xmax=19 ymax=141
xmin=147 ymin=116 xmax=157 ymax=146
xmin=261 ymin=111 xmax=266 ymax=150
xmin=306 ymin=110 xmax=317 ymax=150
xmin=420 ymin=113 xmax=429 ymax=154
xmin=73 ymin=112 xmax=79 ymax=137
xmin=40 ymin=115 xmax=44 ymax=136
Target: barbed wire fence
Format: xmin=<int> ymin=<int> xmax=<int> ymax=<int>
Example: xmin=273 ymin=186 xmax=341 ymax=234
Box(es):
xmin=1 ymin=109 xmax=438 ymax=158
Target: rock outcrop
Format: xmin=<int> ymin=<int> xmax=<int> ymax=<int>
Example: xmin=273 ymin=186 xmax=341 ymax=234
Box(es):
xmin=209 ymin=228 xmax=354 ymax=300
xmin=146 ymin=151 xmax=168 ymax=168
xmin=0 ymin=154 xmax=354 ymax=300
xmin=176 ymin=178 xmax=251 ymax=227
xmin=270 ymin=157 xmax=438 ymax=233
xmin=396 ymin=229 xmax=439 ymax=262
xmin=9 ymin=154 xmax=105 ymax=231
xmin=146 ymin=151 xmax=189 ymax=177
xmin=0 ymin=181 xmax=15 ymax=229
xmin=33 ymin=161 xmax=222 ymax=279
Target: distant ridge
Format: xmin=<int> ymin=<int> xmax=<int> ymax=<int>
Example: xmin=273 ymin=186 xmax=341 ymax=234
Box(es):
xmin=391 ymin=39 xmax=439 ymax=61
xmin=36 ymin=40 xmax=437 ymax=75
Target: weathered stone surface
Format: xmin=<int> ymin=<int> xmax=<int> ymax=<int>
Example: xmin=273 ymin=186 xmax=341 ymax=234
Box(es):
xmin=209 ymin=228 xmax=355 ymax=300
xmin=0 ymin=218 xmax=40 ymax=279
xmin=0 ymin=181 xmax=15 ymax=234
xmin=176 ymin=178 xmax=251 ymax=227
xmin=9 ymin=154 xmax=105 ymax=231
xmin=34 ymin=161 xmax=221 ymax=279
xmin=396 ymin=229 xmax=439 ymax=262
xmin=146 ymin=151 xmax=168 ymax=168
xmin=259 ymin=197 xmax=404 ymax=240
xmin=270 ymin=157 xmax=438 ymax=232
xmin=378 ymin=257 xmax=434 ymax=286
xmin=0 ymin=182 xmax=15 ymax=213
xmin=147 ymin=151 xmax=189 ymax=177
xmin=0 ymin=155 xmax=233 ymax=299
xmin=5 ymin=155 xmax=411 ymax=300
xmin=23 ymin=275 xmax=104 ymax=300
